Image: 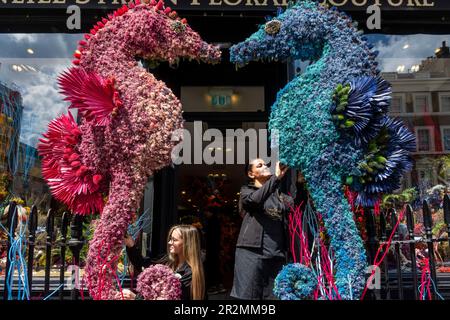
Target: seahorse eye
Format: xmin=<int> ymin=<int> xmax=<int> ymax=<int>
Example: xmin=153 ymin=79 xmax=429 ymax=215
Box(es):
xmin=171 ymin=21 xmax=186 ymax=34
xmin=264 ymin=19 xmax=281 ymax=35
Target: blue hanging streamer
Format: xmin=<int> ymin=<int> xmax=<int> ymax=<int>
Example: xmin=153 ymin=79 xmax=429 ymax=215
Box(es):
xmin=0 ymin=206 xmax=30 ymax=300
xmin=43 ymin=284 xmax=64 ymax=301
xmin=117 ymin=209 xmax=152 ymax=287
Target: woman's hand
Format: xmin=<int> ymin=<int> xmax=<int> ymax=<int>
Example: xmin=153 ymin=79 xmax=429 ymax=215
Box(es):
xmin=275 ymin=161 xmax=289 ymax=180
xmin=124 ymin=234 xmax=135 ymax=248
xmin=117 ymin=289 xmax=136 ymax=300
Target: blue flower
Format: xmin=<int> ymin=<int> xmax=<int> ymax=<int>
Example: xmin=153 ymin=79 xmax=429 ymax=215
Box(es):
xmin=274 ymin=263 xmax=317 ymax=300
xmin=355 ymin=116 xmax=416 ymax=206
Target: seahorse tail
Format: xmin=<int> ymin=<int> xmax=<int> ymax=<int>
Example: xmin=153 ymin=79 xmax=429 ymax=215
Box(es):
xmin=319 ymin=192 xmax=367 ymax=299
xmin=85 ymin=175 xmax=145 ymax=299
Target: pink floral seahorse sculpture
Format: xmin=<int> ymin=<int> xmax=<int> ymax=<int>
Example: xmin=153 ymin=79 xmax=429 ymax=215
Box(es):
xmin=38 ymin=0 xmax=221 ymax=300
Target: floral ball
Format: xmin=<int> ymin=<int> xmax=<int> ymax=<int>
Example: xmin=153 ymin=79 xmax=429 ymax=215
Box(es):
xmin=136 ymin=264 xmax=182 ymax=300
xmin=273 ymin=263 xmax=317 ymax=300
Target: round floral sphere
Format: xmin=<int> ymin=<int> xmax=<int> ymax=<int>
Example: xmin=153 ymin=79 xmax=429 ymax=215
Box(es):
xmin=273 ymin=263 xmax=317 ymax=300
xmin=136 ymin=264 xmax=181 ymax=300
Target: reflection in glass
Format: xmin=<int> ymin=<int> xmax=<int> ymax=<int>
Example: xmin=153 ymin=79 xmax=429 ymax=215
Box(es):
xmin=0 ymin=33 xmax=81 ymax=212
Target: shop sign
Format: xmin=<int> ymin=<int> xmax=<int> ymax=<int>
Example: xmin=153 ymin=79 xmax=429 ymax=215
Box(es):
xmin=0 ymin=0 xmax=449 ymax=11
xmin=208 ymin=89 xmax=233 ymax=107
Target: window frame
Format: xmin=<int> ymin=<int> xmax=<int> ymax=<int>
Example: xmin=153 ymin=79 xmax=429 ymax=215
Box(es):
xmin=439 ymin=92 xmax=450 ymax=113
xmin=390 ymin=93 xmax=406 ymax=114
xmin=441 ymin=125 xmax=450 ymax=152
xmin=415 ymin=126 xmax=434 ymax=153
xmin=413 ymin=92 xmax=433 ymax=114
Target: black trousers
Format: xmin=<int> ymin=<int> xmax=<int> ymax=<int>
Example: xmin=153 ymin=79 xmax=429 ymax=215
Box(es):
xmin=230 ymin=248 xmax=285 ymax=300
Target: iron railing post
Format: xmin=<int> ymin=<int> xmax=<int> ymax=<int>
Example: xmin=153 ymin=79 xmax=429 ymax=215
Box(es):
xmin=422 ymin=200 xmax=438 ymax=299
xmin=365 ymin=207 xmax=378 ymax=265
xmin=26 ymin=205 xmax=38 ymax=299
xmin=390 ymin=208 xmax=403 ymax=299
xmin=44 ymin=209 xmax=54 ymax=295
xmin=379 ymin=210 xmax=390 ymax=299
xmin=405 ymin=204 xmax=418 ymax=300
xmin=59 ymin=212 xmax=70 ymax=300
xmin=67 ymin=214 xmax=84 ymax=300
xmin=3 ymin=201 xmax=18 ymax=300
xmin=443 ymin=194 xmax=450 ymax=252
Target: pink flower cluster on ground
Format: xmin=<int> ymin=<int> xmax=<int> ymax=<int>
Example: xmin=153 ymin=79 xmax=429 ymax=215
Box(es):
xmin=136 ymin=264 xmax=182 ymax=300
xmin=39 ymin=0 xmax=220 ymax=300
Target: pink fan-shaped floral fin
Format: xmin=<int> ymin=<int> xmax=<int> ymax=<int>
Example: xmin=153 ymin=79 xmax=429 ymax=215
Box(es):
xmin=57 ymin=67 xmax=122 ymax=126
xmin=38 ymin=112 xmax=106 ymax=215
xmin=58 ymin=68 xmax=89 ymax=109
xmin=79 ymin=73 xmax=120 ymax=126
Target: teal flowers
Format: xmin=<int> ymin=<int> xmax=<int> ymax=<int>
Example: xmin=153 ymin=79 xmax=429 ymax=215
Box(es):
xmin=274 ymin=263 xmax=316 ymax=300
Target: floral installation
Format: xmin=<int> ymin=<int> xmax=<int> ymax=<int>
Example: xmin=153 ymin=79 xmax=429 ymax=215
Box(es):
xmin=274 ymin=263 xmax=317 ymax=300
xmin=38 ymin=0 xmax=220 ymax=299
xmin=230 ymin=0 xmax=415 ymax=299
xmin=135 ymin=264 xmax=181 ymax=300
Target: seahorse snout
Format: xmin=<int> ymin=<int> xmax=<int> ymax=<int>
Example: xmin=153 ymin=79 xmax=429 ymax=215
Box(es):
xmin=197 ymin=42 xmax=222 ymax=64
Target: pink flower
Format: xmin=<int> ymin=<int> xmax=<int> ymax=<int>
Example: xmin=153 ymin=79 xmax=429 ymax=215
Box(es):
xmin=136 ymin=264 xmax=181 ymax=300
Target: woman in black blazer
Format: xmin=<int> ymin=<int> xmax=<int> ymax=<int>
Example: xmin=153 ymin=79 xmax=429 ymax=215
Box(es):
xmin=230 ymin=160 xmax=292 ymax=300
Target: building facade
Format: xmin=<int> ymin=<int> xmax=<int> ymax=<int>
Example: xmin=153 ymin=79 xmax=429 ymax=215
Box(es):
xmin=0 ymin=82 xmax=23 ymax=179
xmin=0 ymin=0 xmax=450 ymax=287
xmin=386 ymin=41 xmax=450 ymax=190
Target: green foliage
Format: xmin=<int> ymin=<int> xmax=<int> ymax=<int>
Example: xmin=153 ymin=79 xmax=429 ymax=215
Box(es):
xmin=331 ymin=83 xmax=352 ymax=127
xmin=435 ymin=155 xmax=450 ymax=181
xmin=381 ymin=188 xmax=418 ymax=209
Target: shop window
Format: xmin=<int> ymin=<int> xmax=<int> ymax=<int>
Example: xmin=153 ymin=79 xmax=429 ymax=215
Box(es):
xmin=419 ymin=170 xmax=427 ymax=181
xmin=390 ymin=94 xmax=405 ymax=114
xmin=440 ymin=93 xmax=450 ymax=113
xmin=415 ymin=127 xmax=433 ymax=152
xmin=0 ymin=33 xmax=80 ymax=211
xmin=413 ymin=94 xmax=431 ymax=113
xmin=441 ymin=126 xmax=450 ymax=151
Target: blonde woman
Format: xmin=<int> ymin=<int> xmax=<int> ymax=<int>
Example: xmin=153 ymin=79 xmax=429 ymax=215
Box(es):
xmin=122 ymin=224 xmax=205 ymax=300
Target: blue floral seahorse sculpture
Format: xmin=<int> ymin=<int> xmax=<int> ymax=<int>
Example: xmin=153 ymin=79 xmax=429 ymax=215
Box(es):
xmin=230 ymin=0 xmax=416 ymax=300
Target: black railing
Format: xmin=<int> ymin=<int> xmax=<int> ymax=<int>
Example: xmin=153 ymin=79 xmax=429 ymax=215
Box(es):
xmin=0 ymin=203 xmax=87 ymax=300
xmin=364 ymin=195 xmax=450 ymax=300
xmin=59 ymin=212 xmax=70 ymax=300
xmin=67 ymin=214 xmax=84 ymax=300
xmin=1 ymin=194 xmax=449 ymax=300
